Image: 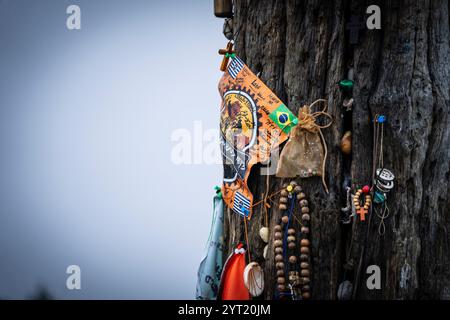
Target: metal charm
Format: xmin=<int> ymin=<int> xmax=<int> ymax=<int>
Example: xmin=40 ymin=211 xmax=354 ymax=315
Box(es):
xmin=376 ymin=168 xmax=395 ymax=181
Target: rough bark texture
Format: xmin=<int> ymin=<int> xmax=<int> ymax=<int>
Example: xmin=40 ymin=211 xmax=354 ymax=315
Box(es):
xmin=222 ymin=0 xmax=450 ymax=300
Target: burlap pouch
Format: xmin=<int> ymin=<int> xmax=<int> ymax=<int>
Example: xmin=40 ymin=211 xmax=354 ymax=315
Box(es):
xmin=276 ymin=100 xmax=332 ymax=193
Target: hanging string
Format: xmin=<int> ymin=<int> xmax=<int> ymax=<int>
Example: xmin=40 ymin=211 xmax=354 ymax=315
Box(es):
xmin=372 ymin=115 xmax=389 ymax=236
xmin=264 ymin=174 xmax=271 ymax=227
xmin=379 ymin=121 xmax=384 ymax=167
xmin=375 ymin=204 xmax=390 ymax=235
xmin=376 ymin=119 xmax=390 ymax=235
xmin=251 ymin=188 xmax=284 ymax=208
xmin=371 ymin=114 xmax=379 ymax=182
xmin=248 ymin=265 xmax=264 ymax=291
xmin=243 ymin=215 xmax=252 ymax=262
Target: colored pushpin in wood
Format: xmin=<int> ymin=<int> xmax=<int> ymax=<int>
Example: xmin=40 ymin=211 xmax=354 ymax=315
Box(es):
xmin=339 ymin=79 xmax=354 ymax=93
xmin=218 ymin=41 xmax=235 ymax=71
xmin=376 ymin=115 xmax=386 ymax=123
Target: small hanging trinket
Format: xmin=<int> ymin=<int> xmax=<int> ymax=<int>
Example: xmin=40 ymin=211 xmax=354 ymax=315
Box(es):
xmin=340 ymin=131 xmax=352 ymax=155
xmin=373 ymin=168 xmax=395 ymax=234
xmin=259 ymin=227 xmax=269 ymax=243
xmin=263 ymin=245 xmax=269 ymax=259
xmin=340 ymin=186 xmax=354 ymax=224
xmin=343 ymin=98 xmax=354 ymax=111
xmin=337 ymin=280 xmax=353 ymax=300
xmin=223 ymin=18 xmax=234 ymax=40
xmin=353 ymin=185 xmax=371 ymax=222
xmin=375 ymin=165 xmax=395 ymax=194
xmin=218 ymin=41 xmax=235 ymax=71
xmin=243 ymin=262 xmax=264 ymax=297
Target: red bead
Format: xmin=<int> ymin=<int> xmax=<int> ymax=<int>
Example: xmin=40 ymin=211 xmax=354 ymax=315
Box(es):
xmin=362 ymin=185 xmax=370 ymax=194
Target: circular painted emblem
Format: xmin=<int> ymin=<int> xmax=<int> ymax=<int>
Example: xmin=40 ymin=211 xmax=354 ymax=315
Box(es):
xmin=220 ymin=89 xmax=258 ymax=183
xmin=220 ymin=90 xmax=257 ymax=152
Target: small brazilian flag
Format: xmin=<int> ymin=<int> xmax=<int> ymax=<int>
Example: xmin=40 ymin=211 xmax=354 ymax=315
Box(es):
xmin=269 ymin=104 xmax=298 ymax=134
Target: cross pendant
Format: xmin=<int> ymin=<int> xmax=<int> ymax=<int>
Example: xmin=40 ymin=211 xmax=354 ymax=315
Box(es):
xmin=218 ymin=41 xmax=235 ymax=71
xmin=356 ymin=207 xmax=368 ymax=221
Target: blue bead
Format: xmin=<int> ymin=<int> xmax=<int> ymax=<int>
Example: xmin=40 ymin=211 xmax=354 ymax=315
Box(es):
xmin=377 ymin=115 xmax=386 ymax=123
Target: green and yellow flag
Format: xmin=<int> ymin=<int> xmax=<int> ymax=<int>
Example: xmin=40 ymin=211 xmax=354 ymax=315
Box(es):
xmin=269 ymin=104 xmax=298 ymax=134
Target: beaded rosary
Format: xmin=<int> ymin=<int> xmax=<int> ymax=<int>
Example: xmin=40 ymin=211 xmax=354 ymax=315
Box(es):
xmin=353 ymin=185 xmax=372 ymax=221
xmin=273 ymin=181 xmax=311 ymax=300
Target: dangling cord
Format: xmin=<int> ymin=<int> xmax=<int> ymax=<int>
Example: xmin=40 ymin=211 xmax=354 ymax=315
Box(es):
xmin=371 ymin=114 xmax=379 ymax=183
xmin=375 ymin=203 xmax=390 ymax=235
xmin=243 ymin=216 xmax=252 ymax=262
xmin=377 ymin=118 xmax=388 ymax=235
xmin=379 ymin=119 xmax=384 ymax=168
xmin=248 ymin=265 xmax=264 ymax=291
xmin=251 ymin=188 xmax=283 ymax=208
xmin=261 ymin=173 xmax=271 ymax=228
xmin=373 ymin=116 xmax=388 ymax=235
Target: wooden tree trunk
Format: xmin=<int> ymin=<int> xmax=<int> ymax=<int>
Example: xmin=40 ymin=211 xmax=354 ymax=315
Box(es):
xmin=222 ymin=0 xmax=450 ymax=300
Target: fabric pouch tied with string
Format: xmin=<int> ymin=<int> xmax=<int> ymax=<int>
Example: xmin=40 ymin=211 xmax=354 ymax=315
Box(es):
xmin=276 ymin=99 xmax=332 ymax=193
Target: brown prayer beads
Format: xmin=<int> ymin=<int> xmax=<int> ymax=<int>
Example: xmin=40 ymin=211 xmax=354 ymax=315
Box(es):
xmin=274 ymin=181 xmax=312 ymax=300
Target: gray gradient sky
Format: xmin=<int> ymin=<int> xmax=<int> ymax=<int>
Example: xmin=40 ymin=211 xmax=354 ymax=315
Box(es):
xmin=0 ymin=0 xmax=224 ymax=299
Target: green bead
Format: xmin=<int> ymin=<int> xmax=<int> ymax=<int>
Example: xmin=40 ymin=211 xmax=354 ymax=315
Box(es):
xmin=374 ymin=191 xmax=385 ymax=204
xmin=339 ymin=79 xmax=354 ymax=91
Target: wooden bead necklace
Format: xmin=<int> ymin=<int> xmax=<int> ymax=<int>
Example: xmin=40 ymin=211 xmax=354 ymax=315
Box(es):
xmin=353 ymin=186 xmax=372 ymax=222
xmin=273 ymin=180 xmax=312 ymax=300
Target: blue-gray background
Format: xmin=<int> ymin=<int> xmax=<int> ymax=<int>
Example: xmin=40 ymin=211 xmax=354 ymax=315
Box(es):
xmin=0 ymin=0 xmax=223 ymax=299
